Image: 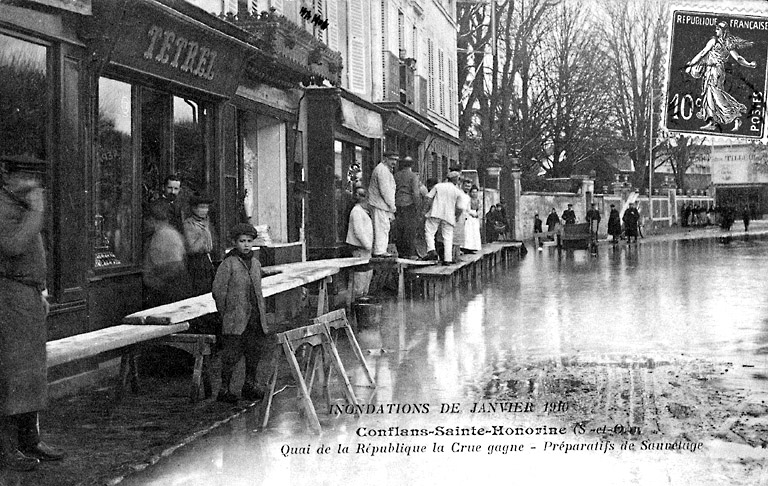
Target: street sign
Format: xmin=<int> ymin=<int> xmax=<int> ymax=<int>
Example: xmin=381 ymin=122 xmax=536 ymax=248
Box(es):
xmin=664 ymin=11 xmax=768 ymax=140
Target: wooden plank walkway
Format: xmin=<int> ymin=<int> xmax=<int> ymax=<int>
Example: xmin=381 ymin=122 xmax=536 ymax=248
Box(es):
xmin=407 ymin=242 xmax=524 ymax=300
xmin=46 ymin=323 xmax=190 ymax=368
xmin=123 ymin=258 xmax=368 ymax=325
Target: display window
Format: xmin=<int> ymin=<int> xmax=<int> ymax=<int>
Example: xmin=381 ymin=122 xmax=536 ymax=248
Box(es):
xmin=95 ymin=75 xmax=213 ymax=270
xmin=335 ymin=140 xmax=371 ymax=242
xmin=0 ymin=33 xmax=48 ymax=159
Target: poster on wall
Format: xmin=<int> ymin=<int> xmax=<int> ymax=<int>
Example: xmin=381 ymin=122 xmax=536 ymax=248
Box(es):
xmin=664 ymin=10 xmax=768 ymax=139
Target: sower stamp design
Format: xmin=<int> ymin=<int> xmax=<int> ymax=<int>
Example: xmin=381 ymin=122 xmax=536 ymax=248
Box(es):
xmin=665 ymin=11 xmax=768 ymax=139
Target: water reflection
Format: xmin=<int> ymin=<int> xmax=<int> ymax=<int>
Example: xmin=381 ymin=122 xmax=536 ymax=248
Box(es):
xmin=121 ymin=238 xmax=768 ymax=485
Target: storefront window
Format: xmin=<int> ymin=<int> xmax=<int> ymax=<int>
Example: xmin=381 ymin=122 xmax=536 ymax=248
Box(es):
xmin=0 ymin=34 xmax=47 ymax=159
xmin=174 ymin=96 xmax=208 ymax=194
xmin=141 ymin=87 xmax=169 ymax=201
xmin=96 ymin=78 xmax=135 ymax=268
xmin=335 ymin=141 xmax=371 ymax=242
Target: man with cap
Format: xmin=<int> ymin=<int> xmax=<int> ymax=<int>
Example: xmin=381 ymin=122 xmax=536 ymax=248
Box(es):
xmin=0 ymin=155 xmax=65 ymax=471
xmin=561 ymin=203 xmax=577 ymax=225
xmin=585 ymin=203 xmax=601 ymax=238
xmin=367 ymin=152 xmax=398 ymax=257
xmin=422 ymin=171 xmax=468 ymax=265
xmin=393 ymin=156 xmax=422 ymax=258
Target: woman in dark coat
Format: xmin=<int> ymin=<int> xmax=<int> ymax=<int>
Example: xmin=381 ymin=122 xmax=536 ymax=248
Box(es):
xmin=622 ymin=203 xmax=641 ymax=243
xmin=607 ymin=204 xmax=622 ymax=243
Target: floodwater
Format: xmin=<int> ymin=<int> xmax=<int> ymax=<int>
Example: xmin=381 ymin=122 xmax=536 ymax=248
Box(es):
xmin=122 ymin=238 xmax=768 ymax=486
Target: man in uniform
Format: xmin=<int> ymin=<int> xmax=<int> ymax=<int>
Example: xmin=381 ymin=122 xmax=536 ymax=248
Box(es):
xmin=0 ymin=155 xmax=65 ymax=471
xmin=561 ymin=203 xmax=576 ymax=225
xmin=367 ymin=152 xmax=398 ymax=257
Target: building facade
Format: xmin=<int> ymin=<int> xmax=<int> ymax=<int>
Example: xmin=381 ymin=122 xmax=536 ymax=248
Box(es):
xmin=0 ymin=0 xmax=338 ymax=388
xmin=710 ymin=144 xmax=768 ymax=216
xmin=273 ymin=0 xmax=462 ymax=258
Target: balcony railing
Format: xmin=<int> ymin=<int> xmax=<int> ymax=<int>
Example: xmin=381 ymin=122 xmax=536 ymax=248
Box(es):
xmin=222 ymin=9 xmax=343 ymax=86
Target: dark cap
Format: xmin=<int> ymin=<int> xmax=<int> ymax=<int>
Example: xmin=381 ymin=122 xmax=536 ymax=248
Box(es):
xmin=229 ymin=223 xmax=258 ymax=239
xmin=1 ymin=154 xmax=47 ymax=175
xmin=384 ymin=150 xmax=399 ymax=158
xmin=190 ymin=191 xmax=214 ymax=206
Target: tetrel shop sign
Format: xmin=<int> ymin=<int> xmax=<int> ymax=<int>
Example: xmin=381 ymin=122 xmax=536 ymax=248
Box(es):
xmin=664 ymin=11 xmax=768 ymax=140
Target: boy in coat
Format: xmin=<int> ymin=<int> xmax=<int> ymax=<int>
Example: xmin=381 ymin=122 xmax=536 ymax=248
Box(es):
xmin=212 ymin=223 xmax=271 ymax=404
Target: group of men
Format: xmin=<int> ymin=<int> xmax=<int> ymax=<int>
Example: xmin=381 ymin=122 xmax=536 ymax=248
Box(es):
xmin=345 ymin=152 xmax=472 ymax=295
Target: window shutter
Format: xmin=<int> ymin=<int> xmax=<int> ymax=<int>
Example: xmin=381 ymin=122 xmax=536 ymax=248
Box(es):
xmin=327 ymin=0 xmax=339 ymax=51
xmin=438 ymin=48 xmax=445 ymax=115
xmin=448 ymin=58 xmax=455 ymax=122
xmin=349 ymin=0 xmax=366 ymax=93
xmin=427 ymin=38 xmax=434 ymax=110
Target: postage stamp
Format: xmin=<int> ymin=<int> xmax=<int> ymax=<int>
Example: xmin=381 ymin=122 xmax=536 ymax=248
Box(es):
xmin=665 ymin=9 xmax=768 ymax=140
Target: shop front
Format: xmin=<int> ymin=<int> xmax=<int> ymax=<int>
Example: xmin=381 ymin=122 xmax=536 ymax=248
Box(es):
xmin=304 ymin=87 xmax=384 ymax=260
xmin=78 ymin=0 xmax=254 ymax=340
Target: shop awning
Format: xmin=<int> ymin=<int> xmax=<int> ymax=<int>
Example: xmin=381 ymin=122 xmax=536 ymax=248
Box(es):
xmin=339 ymin=98 xmax=384 ymax=140
xmin=382 ymin=109 xmax=430 ymax=142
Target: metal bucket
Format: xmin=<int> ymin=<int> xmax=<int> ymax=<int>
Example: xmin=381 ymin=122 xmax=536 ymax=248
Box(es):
xmin=352 ymin=297 xmax=382 ymax=330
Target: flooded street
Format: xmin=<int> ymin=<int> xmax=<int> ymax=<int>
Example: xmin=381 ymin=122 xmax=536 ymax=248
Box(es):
xmin=122 ymin=238 xmax=768 ymax=486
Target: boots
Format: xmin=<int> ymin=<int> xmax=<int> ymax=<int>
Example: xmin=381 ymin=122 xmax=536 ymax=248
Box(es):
xmin=0 ymin=419 xmax=38 ymax=472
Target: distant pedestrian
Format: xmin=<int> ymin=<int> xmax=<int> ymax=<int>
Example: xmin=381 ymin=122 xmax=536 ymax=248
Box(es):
xmin=681 ymin=204 xmax=690 ymax=227
xmin=462 ymin=185 xmax=482 ymax=253
xmin=454 ymin=179 xmax=472 ymax=258
xmin=742 ymin=206 xmax=751 ymax=232
xmin=607 ymin=205 xmax=622 ymax=243
xmin=622 ymin=202 xmax=640 ymax=244
xmin=545 ymin=208 xmax=560 ymax=240
xmin=346 ymin=187 xmax=374 ymax=298
xmin=212 ymin=223 xmax=270 ymax=404
xmin=533 ymin=213 xmax=543 ymax=249
xmin=720 ymin=206 xmax=734 ymax=230
xmin=586 ymin=203 xmax=601 ymax=237
xmin=561 ymin=204 xmax=576 ymax=225
xmin=368 ymin=152 xmax=398 ymax=257
xmin=485 ymin=205 xmax=507 ymax=242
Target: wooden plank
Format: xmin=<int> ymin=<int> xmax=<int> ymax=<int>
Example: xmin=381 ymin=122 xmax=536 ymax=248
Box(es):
xmin=123 ymin=266 xmax=342 ymax=325
xmin=122 ymin=294 xmax=216 ymax=325
xmin=46 ymin=323 xmax=189 ymax=367
xmin=264 ymin=257 xmax=368 ymax=274
xmin=394 ymin=258 xmax=436 ymax=266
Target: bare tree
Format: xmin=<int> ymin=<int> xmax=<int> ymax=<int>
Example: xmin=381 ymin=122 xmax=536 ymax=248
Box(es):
xmin=600 ymin=0 xmax=667 ymax=191
xmin=456 ymin=0 xmax=559 ymax=179
xmin=655 ymin=134 xmax=709 ymax=192
xmin=534 ymin=2 xmax=618 ymax=178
